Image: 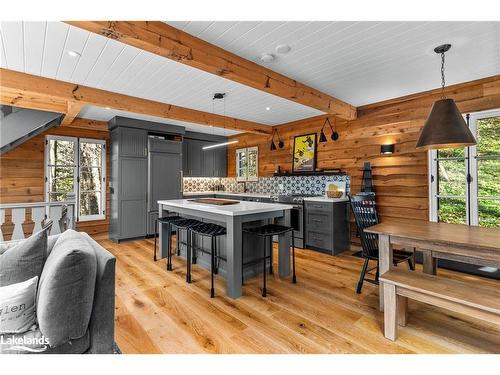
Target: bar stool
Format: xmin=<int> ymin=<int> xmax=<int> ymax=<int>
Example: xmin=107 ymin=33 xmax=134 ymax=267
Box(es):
xmin=243 ymin=224 xmax=296 ymax=297
xmin=188 ymin=222 xmax=227 ymax=297
xmin=173 ymin=218 xmax=203 ymax=283
xmin=153 ymin=215 xmax=183 ymax=270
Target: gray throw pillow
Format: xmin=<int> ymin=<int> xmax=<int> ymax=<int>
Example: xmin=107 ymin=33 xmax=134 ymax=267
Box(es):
xmin=0 ymin=228 xmax=48 ymax=287
xmin=36 ymin=230 xmax=97 ymax=348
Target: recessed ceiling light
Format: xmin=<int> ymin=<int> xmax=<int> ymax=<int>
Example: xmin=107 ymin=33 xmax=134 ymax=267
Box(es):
xmin=260 ymin=53 xmax=275 ymax=63
xmin=275 ymin=44 xmax=291 ymax=54
xmin=265 ymin=107 xmax=271 ymax=111
xmin=67 ymin=50 xmax=81 ymax=58
xmin=105 ymin=107 xmax=111 ymax=110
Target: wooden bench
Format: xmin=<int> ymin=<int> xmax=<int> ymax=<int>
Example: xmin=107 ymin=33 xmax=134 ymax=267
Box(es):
xmin=379 ymin=269 xmax=500 ymax=341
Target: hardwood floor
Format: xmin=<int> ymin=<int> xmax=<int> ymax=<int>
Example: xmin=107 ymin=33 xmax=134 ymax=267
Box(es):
xmin=93 ymin=235 xmax=500 ymax=354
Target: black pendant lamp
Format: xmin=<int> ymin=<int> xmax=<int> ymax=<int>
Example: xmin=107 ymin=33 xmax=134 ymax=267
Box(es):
xmin=416 ymin=44 xmax=476 ymax=150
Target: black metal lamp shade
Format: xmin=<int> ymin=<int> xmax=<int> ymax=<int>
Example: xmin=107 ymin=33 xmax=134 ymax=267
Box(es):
xmin=416 ymin=98 xmax=476 ymax=150
xmin=380 ymin=144 xmax=395 ymax=155
xmin=319 ymin=130 xmax=327 ymax=143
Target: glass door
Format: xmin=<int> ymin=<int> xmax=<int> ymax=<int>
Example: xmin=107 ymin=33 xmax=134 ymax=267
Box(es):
xmin=429 ymin=109 xmax=500 ymax=228
xmin=469 ymin=113 xmax=500 ymax=227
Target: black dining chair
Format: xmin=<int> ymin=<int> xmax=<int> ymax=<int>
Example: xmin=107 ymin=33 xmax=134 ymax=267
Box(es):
xmin=349 ymin=194 xmax=414 ymax=294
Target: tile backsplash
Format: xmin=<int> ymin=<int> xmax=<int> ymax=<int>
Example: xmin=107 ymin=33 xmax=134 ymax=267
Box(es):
xmin=183 ymin=175 xmax=350 ymax=196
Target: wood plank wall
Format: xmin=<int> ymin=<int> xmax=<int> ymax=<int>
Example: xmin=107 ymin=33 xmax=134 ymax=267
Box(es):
xmin=227 ymin=75 xmax=500 ymax=245
xmin=0 ymin=119 xmax=110 ymax=237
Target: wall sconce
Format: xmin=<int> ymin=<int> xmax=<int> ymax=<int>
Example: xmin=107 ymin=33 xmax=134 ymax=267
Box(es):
xmin=319 ymin=117 xmax=339 ymax=143
xmin=380 ymin=144 xmax=395 ymax=155
xmin=270 ymin=128 xmax=284 ymax=151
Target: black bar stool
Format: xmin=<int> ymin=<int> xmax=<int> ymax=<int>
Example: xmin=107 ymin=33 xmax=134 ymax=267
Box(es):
xmin=243 ymin=224 xmax=296 ymax=297
xmin=188 ymin=222 xmax=227 ymax=298
xmin=154 ymin=215 xmax=183 ymax=270
xmin=172 ymin=218 xmax=203 ymax=283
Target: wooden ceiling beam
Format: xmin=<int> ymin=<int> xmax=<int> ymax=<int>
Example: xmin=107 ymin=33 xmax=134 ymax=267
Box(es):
xmin=60 ymin=101 xmax=85 ymax=126
xmin=0 ymin=69 xmax=272 ymax=135
xmin=64 ymin=21 xmax=357 ymax=120
xmin=1 ymin=88 xmax=67 ymax=113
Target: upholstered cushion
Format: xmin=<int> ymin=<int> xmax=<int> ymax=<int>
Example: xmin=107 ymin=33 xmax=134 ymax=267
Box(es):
xmin=36 ymin=230 xmax=97 ymax=348
xmin=0 ymin=276 xmax=38 ymax=334
xmin=0 ymin=228 xmax=48 ymax=287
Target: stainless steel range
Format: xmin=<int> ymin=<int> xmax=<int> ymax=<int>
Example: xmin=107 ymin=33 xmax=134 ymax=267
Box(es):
xmin=271 ymin=194 xmax=322 ymax=248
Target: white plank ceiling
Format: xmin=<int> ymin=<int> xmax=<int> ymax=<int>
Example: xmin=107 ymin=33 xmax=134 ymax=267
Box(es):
xmin=167 ymin=21 xmax=500 ymax=106
xmin=0 ymin=21 xmax=324 ymax=135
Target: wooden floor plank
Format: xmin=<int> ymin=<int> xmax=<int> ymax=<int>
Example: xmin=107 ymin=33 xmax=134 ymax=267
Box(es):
xmin=96 ymin=236 xmax=500 ymax=354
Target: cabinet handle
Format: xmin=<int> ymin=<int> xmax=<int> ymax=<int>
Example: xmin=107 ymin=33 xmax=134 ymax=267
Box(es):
xmin=312 ymin=219 xmax=322 ymax=223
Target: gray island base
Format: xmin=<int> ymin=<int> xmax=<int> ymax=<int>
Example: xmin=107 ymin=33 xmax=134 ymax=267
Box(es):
xmin=158 ymin=199 xmax=294 ymax=299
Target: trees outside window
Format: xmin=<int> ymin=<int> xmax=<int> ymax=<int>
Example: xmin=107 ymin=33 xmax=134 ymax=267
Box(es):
xmin=429 ymin=110 xmax=499 ymax=227
xmin=46 ymin=136 xmax=106 ymax=221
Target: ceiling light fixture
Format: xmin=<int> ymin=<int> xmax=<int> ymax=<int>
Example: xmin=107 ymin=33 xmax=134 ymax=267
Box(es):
xmin=202 ymin=92 xmax=235 ymax=150
xmin=202 ymin=140 xmax=238 ymax=150
xmin=260 ymin=53 xmax=275 ymax=63
xmin=265 ymin=107 xmax=271 ymax=111
xmin=416 ymin=44 xmax=476 ymax=150
xmin=67 ymin=50 xmax=81 ymax=57
xmin=275 ymin=44 xmax=291 ymax=54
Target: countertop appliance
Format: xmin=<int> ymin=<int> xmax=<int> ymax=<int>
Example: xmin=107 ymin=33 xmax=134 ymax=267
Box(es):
xmin=271 ymin=194 xmax=322 ymax=248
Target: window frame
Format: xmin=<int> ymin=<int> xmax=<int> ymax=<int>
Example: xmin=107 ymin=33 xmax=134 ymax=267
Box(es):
xmin=236 ymin=146 xmax=258 ymax=182
xmin=428 ymin=108 xmax=500 ymax=226
xmin=45 ymin=135 xmax=106 ymax=222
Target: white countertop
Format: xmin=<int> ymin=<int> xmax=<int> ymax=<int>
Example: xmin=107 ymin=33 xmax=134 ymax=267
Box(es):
xmin=159 ymin=199 xmax=293 ymax=216
xmin=183 ymin=191 xmax=273 ymax=199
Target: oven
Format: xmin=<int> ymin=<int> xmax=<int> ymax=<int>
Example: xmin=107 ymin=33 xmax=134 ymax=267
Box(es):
xmin=272 ymin=195 xmax=309 ymax=248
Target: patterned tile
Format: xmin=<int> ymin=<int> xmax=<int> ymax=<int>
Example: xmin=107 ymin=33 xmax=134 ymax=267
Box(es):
xmin=183 ymin=175 xmax=350 ymax=196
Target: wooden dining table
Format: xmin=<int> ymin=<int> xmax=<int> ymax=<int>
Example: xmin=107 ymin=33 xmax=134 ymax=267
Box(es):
xmin=365 ymin=218 xmax=500 ymax=311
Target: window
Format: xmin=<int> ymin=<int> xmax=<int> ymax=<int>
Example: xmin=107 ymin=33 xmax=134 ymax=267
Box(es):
xmin=429 ymin=109 xmax=499 ymax=227
xmin=45 ymin=136 xmax=106 ymax=221
xmin=236 ymin=147 xmax=258 ymax=182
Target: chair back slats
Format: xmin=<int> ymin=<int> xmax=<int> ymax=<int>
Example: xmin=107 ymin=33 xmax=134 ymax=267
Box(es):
xmin=349 ymin=194 xmax=379 ymax=258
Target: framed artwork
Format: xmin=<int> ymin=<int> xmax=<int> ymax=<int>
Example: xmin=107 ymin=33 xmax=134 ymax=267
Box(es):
xmin=292 ymin=133 xmax=317 ymax=172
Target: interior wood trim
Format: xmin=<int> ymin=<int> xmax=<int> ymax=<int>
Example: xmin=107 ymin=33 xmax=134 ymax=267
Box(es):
xmin=64 ymin=21 xmax=357 ymax=120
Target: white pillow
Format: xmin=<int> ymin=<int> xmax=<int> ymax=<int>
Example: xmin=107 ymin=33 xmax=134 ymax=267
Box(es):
xmin=0 ymin=276 xmax=38 ymax=334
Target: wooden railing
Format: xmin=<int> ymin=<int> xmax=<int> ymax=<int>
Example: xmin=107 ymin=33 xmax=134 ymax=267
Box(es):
xmin=0 ymin=201 xmax=76 ymax=241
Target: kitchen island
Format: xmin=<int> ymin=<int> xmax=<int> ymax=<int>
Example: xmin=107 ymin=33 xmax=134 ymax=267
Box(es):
xmin=158 ymin=199 xmax=294 ymax=298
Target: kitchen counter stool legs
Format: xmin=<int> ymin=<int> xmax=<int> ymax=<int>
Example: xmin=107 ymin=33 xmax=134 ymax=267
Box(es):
xmin=154 ymin=215 xmax=183 ymax=270
xmin=243 ymin=224 xmax=297 ymax=297
xmin=189 ymin=223 xmax=227 ymax=297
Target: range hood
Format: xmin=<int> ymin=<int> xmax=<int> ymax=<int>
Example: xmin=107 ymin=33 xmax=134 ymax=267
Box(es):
xmin=0 ymin=105 xmax=63 ymax=154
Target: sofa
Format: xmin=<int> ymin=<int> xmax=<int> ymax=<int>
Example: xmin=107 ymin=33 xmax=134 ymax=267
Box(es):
xmin=0 ymin=231 xmax=116 ymax=354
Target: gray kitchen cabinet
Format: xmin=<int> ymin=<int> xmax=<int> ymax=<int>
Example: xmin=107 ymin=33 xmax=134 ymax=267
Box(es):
xmin=119 ymin=127 xmax=148 ymax=158
xmin=213 ymin=146 xmax=227 ymax=177
xmin=108 ymin=116 xmax=185 ymax=243
xmin=183 ymin=133 xmax=227 ymax=177
xmin=304 ymin=200 xmax=350 ymax=255
xmin=187 ymin=138 xmax=204 ymax=177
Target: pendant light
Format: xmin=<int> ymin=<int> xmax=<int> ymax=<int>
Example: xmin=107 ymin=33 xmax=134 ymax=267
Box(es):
xmin=319 ymin=117 xmax=339 ymax=143
xmin=416 ymin=44 xmax=476 ymax=150
xmin=203 ymin=93 xmax=239 ymax=150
